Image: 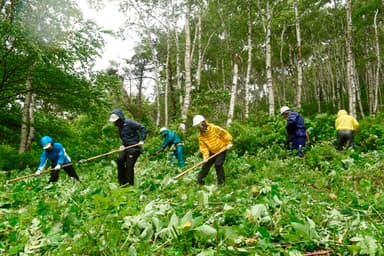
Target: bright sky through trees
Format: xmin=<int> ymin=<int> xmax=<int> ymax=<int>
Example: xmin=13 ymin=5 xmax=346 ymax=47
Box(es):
xmin=78 ymin=0 xmax=137 ymax=71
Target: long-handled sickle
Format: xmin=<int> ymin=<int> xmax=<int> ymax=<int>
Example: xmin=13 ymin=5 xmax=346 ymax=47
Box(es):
xmin=4 ymin=144 xmax=141 ymax=186
xmin=174 ymin=147 xmax=228 ymax=180
xmin=78 ymin=143 xmax=141 ymax=163
xmin=136 ymin=151 xmax=160 ymax=168
xmin=5 ymin=163 xmax=73 ymax=185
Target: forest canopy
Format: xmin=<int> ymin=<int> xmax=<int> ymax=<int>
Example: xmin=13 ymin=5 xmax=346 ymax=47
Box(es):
xmin=1 ymin=0 xmax=384 ymax=255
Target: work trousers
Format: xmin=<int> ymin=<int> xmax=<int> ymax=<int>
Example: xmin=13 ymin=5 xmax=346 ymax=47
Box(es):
xmin=49 ymin=164 xmax=80 ymax=183
xmin=337 ymin=130 xmax=354 ymax=151
xmin=197 ymin=151 xmax=226 ymax=185
xmin=289 ymin=136 xmax=306 ymax=157
xmin=170 ymin=145 xmax=185 ymax=168
xmin=118 ymin=150 xmax=141 ymax=186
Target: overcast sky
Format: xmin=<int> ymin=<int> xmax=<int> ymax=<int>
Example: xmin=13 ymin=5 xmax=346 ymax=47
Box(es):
xmin=78 ymin=0 xmax=136 ymax=71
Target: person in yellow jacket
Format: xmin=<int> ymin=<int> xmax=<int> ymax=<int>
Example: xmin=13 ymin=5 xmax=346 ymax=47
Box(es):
xmin=192 ymin=115 xmax=233 ymax=185
xmin=335 ymin=109 xmax=359 ymax=151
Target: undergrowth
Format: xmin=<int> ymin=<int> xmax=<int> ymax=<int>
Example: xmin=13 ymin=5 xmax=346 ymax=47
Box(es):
xmin=1 ymin=114 xmax=384 ymax=255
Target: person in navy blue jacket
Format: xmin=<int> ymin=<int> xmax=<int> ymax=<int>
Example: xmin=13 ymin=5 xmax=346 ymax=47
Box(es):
xmin=35 ymin=136 xmax=80 ymax=182
xmin=280 ymin=106 xmax=307 ymax=157
xmin=109 ymin=109 xmax=146 ymax=186
xmin=155 ymin=127 xmax=185 ymax=168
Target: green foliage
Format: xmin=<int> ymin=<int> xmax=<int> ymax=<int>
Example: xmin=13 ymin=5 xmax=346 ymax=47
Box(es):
xmin=0 ymin=145 xmax=19 ymax=171
xmin=355 ymin=113 xmax=384 ymax=151
xmin=1 ymin=114 xmax=384 ymax=255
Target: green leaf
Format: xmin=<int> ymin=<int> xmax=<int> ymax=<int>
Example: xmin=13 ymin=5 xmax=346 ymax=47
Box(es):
xmin=194 ymin=224 xmax=217 ymax=239
xmin=350 ymin=235 xmax=377 ymax=256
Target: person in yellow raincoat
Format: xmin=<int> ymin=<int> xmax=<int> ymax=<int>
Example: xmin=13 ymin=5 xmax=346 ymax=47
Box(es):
xmin=335 ymin=109 xmax=359 ymax=151
xmin=192 ymin=115 xmax=232 ymax=185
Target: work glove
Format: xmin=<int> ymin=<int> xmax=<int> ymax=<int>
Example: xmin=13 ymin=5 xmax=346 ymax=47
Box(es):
xmin=35 ymin=169 xmax=42 ymax=175
xmin=138 ymin=141 xmax=144 ymax=145
xmin=119 ymin=145 xmax=125 ymax=151
xmin=227 ymin=144 xmax=233 ymax=149
xmin=54 ymin=164 xmax=61 ymax=170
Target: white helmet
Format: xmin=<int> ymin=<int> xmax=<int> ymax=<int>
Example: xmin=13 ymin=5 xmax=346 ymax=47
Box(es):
xmin=192 ymin=115 xmax=205 ymax=126
xmin=280 ymin=106 xmax=290 ymax=115
xmin=109 ymin=113 xmax=119 ymax=122
xmin=160 ymin=127 xmax=167 ymax=133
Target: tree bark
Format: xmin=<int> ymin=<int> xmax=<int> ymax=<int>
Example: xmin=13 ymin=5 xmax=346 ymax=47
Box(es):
xmin=165 ymin=28 xmax=171 ymax=127
xmin=19 ymin=75 xmax=33 ymax=154
xmin=293 ymin=0 xmax=303 ymax=109
xmin=180 ymin=2 xmax=192 ymax=132
xmin=227 ymin=54 xmax=239 ymax=126
xmin=279 ymin=23 xmax=286 ymax=105
xmin=373 ymin=9 xmax=380 ymax=114
xmin=265 ymin=1 xmax=275 ymax=116
xmin=196 ymin=6 xmax=202 ymax=91
xmin=345 ymin=0 xmax=357 ymax=117
xmin=245 ymin=1 xmax=252 ymax=119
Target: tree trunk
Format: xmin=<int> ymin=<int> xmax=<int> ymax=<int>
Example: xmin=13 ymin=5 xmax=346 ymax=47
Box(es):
xmin=165 ymin=31 xmax=171 ymax=127
xmin=345 ymin=0 xmax=357 ymax=117
xmin=152 ymin=52 xmax=161 ymax=127
xmin=156 ymin=83 xmax=161 ymax=127
xmin=245 ymin=1 xmax=252 ymax=119
xmin=173 ymin=4 xmax=183 ymax=107
xmin=373 ymin=9 xmax=380 ymax=114
xmin=265 ymin=1 xmax=275 ymax=116
xmin=19 ymin=75 xmax=33 ymax=154
xmin=26 ymin=96 xmax=35 ymax=149
xmin=293 ymin=0 xmax=303 ymax=109
xmin=227 ymin=55 xmax=239 ymax=126
xmin=279 ymin=23 xmax=286 ymax=104
xmin=136 ymin=68 xmax=143 ymax=119
xmin=180 ymin=3 xmax=192 ymax=132
xmin=196 ymin=7 xmax=202 ymax=91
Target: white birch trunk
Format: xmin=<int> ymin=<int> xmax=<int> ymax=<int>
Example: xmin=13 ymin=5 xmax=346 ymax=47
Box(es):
xmin=279 ymin=23 xmax=286 ymax=104
xmin=165 ymin=25 xmax=171 ymax=127
xmin=245 ymin=2 xmax=252 ymax=119
xmin=265 ymin=1 xmax=275 ymax=116
xmin=346 ymin=0 xmax=357 ymax=117
xmin=293 ymin=0 xmax=303 ymax=108
xmin=196 ymin=9 xmax=202 ymax=90
xmin=227 ymin=56 xmax=239 ymax=126
xmin=152 ymin=48 xmax=161 ymax=127
xmin=180 ymin=3 xmax=192 ymax=132
xmin=173 ymin=11 xmax=182 ymax=106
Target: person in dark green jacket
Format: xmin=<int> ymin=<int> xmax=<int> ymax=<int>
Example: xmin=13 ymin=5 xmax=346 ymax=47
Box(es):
xmin=154 ymin=127 xmax=185 ymax=168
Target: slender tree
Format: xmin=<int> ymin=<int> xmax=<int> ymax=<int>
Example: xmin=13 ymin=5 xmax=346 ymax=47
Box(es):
xmin=180 ymin=2 xmax=192 ymax=132
xmin=244 ymin=1 xmax=252 ymax=119
xmin=227 ymin=54 xmax=239 ymax=126
xmin=373 ymin=9 xmax=380 ymax=114
xmin=345 ymin=0 xmax=357 ymax=117
xmin=293 ymin=0 xmax=303 ymax=109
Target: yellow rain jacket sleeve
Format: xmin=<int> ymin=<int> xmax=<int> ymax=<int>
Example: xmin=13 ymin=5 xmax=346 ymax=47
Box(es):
xmin=335 ymin=110 xmax=359 ymax=131
xmin=198 ymin=123 xmax=233 ymax=159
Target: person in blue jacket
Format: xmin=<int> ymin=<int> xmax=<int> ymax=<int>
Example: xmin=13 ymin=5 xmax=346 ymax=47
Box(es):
xmin=280 ymin=106 xmax=307 ymax=157
xmin=35 ymin=136 xmax=80 ymax=182
xmin=154 ymin=127 xmax=185 ymax=168
xmin=109 ymin=109 xmax=146 ymax=186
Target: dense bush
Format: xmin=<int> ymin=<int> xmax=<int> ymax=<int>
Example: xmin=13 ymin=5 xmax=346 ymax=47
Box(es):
xmin=1 ymin=113 xmax=383 ymax=255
